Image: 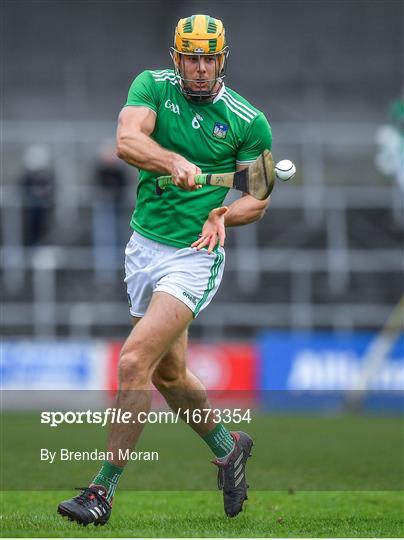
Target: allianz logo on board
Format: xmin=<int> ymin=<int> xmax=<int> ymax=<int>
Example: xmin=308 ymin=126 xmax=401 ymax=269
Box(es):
xmin=287 ymin=351 xmax=404 ymax=391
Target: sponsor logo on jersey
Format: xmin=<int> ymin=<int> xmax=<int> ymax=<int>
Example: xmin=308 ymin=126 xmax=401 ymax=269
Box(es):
xmin=182 ymin=291 xmax=198 ymax=305
xmin=165 ymin=99 xmax=180 ymax=115
xmin=192 ymin=113 xmax=203 ymax=129
xmin=213 ymin=122 xmax=229 ymax=139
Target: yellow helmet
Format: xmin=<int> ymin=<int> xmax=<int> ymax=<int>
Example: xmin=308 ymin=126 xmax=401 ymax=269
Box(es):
xmin=171 ymin=14 xmax=229 ymax=101
xmin=174 ymin=14 xmax=227 ymax=54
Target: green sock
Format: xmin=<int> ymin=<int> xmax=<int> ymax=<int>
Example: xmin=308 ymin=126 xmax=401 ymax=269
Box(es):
xmin=92 ymin=461 xmax=123 ymax=502
xmin=202 ymin=424 xmax=234 ymax=458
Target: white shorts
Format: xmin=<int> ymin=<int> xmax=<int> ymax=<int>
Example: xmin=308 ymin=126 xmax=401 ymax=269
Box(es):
xmin=124 ymin=231 xmax=225 ymax=318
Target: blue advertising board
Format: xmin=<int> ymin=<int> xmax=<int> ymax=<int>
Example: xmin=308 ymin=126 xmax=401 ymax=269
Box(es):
xmin=0 ymin=341 xmax=105 ymax=390
xmin=257 ymin=332 xmax=404 ymax=412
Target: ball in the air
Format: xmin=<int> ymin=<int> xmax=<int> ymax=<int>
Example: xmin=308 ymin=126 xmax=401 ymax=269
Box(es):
xmin=275 ymin=160 xmax=296 ymax=181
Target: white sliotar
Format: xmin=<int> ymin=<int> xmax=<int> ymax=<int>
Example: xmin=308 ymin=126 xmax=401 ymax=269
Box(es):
xmin=275 ymin=160 xmax=296 ymax=181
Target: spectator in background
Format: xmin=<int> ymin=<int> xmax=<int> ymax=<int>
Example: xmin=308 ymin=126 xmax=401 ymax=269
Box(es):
xmin=21 ymin=145 xmax=54 ymax=246
xmin=390 ymin=89 xmax=404 ymax=134
xmin=375 ymin=86 xmax=404 ymax=192
xmin=92 ymin=141 xmax=128 ymax=285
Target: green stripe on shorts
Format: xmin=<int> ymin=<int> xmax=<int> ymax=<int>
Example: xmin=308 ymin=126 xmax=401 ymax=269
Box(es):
xmin=194 ymin=250 xmax=224 ymax=317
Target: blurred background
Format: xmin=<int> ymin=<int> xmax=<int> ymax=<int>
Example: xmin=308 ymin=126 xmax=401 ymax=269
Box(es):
xmin=1 ymin=0 xmax=403 ymax=409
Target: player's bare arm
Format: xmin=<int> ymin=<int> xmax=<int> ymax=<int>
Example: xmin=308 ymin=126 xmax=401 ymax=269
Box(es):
xmin=224 ymin=192 xmax=270 ymax=226
xmin=116 ymin=106 xmax=201 ymax=190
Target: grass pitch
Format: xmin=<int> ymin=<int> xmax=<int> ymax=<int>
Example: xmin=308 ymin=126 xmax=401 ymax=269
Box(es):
xmin=1 ymin=490 xmax=403 ymax=537
xmin=1 ymin=412 xmax=403 ymax=536
xmin=2 ymin=413 xmax=402 ymax=491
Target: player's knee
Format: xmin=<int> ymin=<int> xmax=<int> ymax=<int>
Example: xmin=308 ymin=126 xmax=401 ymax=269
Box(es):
xmin=152 ymin=365 xmax=186 ymax=390
xmin=119 ymin=346 xmax=154 ymax=385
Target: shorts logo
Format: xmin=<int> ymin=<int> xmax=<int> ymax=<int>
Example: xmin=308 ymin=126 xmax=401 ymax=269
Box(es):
xmin=127 ymin=293 xmax=132 ymax=308
xmin=182 ymin=291 xmax=198 ymax=305
xmin=213 ymin=122 xmax=229 ymax=139
xmin=165 ymin=99 xmax=180 ymax=115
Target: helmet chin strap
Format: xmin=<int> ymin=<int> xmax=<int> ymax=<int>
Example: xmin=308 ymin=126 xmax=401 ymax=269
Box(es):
xmin=181 ymin=79 xmax=221 ymax=102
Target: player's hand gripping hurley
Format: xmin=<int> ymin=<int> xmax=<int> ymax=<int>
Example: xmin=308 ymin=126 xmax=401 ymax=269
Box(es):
xmin=156 ymin=149 xmax=276 ymax=200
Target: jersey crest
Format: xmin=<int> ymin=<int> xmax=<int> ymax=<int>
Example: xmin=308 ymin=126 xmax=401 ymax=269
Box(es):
xmin=213 ymin=122 xmax=229 ymax=139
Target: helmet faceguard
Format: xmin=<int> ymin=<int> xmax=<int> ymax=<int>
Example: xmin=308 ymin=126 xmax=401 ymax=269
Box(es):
xmin=171 ymin=14 xmax=229 ymax=102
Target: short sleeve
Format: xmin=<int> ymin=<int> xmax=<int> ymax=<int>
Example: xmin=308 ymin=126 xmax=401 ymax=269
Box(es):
xmin=236 ymin=113 xmax=272 ymax=164
xmin=124 ymin=71 xmax=159 ymax=113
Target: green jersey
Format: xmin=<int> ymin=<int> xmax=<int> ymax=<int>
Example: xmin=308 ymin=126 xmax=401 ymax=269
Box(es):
xmin=125 ymin=69 xmax=272 ymax=248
